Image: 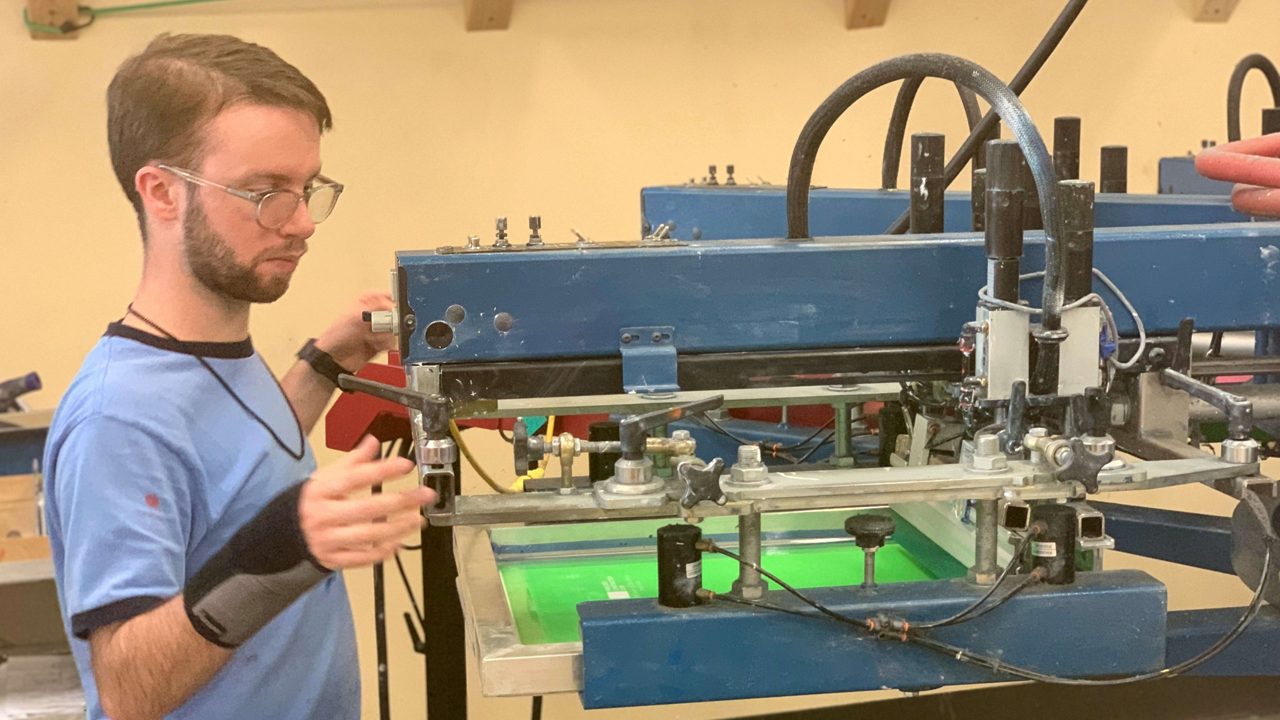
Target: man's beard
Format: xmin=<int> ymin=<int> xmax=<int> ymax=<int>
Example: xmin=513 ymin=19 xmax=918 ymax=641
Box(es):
xmin=183 ymin=195 xmax=293 ymax=304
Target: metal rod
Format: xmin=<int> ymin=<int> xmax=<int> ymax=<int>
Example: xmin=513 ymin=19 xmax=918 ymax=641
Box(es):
xmin=374 ymin=484 xmax=391 ymax=720
xmin=833 ymin=402 xmax=853 ymax=466
xmin=1020 ymin=151 xmax=1043 ymax=230
xmin=883 ymin=0 xmax=1090 ymax=235
xmin=1054 ymin=116 xmax=1081 ymax=180
xmin=969 ymin=499 xmax=1000 ymax=586
xmin=862 ymin=549 xmax=877 ymax=589
xmin=1100 ymin=145 xmax=1128 ymax=193
xmin=1059 ymin=179 xmax=1095 ymax=303
xmin=909 ymin=132 xmax=946 ymax=233
xmin=732 ymin=511 xmax=766 ymax=599
xmin=971 ymin=168 xmax=987 ymax=232
xmin=985 ymin=140 xmax=1024 ymax=302
xmin=1264 ymin=107 xmax=1280 ymax=135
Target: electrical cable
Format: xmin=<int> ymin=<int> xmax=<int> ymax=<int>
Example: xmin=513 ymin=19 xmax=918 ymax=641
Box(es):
xmin=394 ymin=551 xmax=426 ymax=628
xmin=693 ymin=415 xmax=845 ymax=464
xmin=925 ymin=427 xmax=969 ymax=450
xmin=497 ymin=427 xmax=512 ymax=443
xmin=704 ymin=537 xmax=1277 ymax=688
xmin=792 ymin=433 xmax=838 ymax=464
xmin=449 ymin=420 xmax=514 ymax=494
xmin=882 ymin=0 xmax=1089 ymax=236
xmin=976 ymin=268 xmax=1146 ymax=372
xmin=880 ymin=77 xmax=982 ymax=190
xmin=1227 ymin=54 xmax=1280 ymax=143
xmin=699 ymin=542 xmax=872 ymax=632
xmin=785 ymin=53 xmax=1068 ymax=332
xmin=912 ymin=530 xmax=1036 ymax=630
xmin=907 ymin=543 xmax=1274 ymax=685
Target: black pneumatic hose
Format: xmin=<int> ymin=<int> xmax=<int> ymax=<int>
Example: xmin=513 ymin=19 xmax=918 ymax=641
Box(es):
xmin=1227 ymin=54 xmax=1280 ymax=142
xmin=880 ymin=77 xmax=982 ymax=190
xmin=883 ymin=0 xmax=1088 ymax=235
xmin=785 ymin=53 xmax=1066 ymax=328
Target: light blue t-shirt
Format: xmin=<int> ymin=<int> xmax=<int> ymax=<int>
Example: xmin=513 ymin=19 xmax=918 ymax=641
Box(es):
xmin=43 ymin=323 xmax=359 ymax=719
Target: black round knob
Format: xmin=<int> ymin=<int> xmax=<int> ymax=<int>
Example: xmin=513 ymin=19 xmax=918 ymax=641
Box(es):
xmin=844 ymin=514 xmax=896 ymax=549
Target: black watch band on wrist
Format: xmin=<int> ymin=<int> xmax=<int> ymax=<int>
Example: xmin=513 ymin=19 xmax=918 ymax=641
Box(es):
xmin=297 ymin=338 xmax=353 ymax=387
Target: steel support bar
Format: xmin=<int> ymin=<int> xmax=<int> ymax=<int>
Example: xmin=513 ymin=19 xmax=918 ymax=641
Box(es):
xmin=398 ymin=223 xmax=1280 ymax=365
xmin=426 ymin=457 xmax=1255 ymax=526
xmin=1169 ymin=606 xmax=1280 ymax=676
xmin=1089 ymin=501 xmax=1234 ymax=574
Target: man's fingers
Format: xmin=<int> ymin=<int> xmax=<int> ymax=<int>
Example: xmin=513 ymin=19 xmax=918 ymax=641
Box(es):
xmin=327 ymin=455 xmax=416 ymax=496
xmin=308 ymin=486 xmax=433 ymax=527
xmin=311 ymin=512 xmax=423 ymax=552
xmin=320 ymin=539 xmax=405 ymax=569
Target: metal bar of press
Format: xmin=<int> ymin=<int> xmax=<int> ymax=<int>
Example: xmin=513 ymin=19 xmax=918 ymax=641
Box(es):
xmin=397 ymin=223 xmax=1280 ymax=365
xmin=1088 ymin=501 xmax=1234 ymax=574
xmin=433 ymin=345 xmax=962 ymax=406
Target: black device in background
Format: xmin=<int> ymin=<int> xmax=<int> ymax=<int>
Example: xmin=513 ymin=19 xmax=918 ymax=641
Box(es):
xmin=0 ymin=372 xmax=41 ymax=413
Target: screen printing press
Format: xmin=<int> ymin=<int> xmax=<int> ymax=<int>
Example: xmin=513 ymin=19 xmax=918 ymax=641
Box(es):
xmin=325 ymin=53 xmax=1280 ymax=719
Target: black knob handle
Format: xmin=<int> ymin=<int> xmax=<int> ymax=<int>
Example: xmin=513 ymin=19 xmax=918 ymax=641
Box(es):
xmin=844 ymin=514 xmax=896 ymax=549
xmin=677 ymin=457 xmax=727 ymax=508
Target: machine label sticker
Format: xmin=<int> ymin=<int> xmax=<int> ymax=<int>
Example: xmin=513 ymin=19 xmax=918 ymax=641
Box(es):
xmin=1031 ymin=541 xmax=1058 ymax=557
xmin=686 ymin=560 xmax=702 ymax=579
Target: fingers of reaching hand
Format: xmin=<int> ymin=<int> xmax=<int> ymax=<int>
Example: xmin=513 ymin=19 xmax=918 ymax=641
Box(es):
xmin=322 ymin=538 xmax=407 ymax=569
xmin=310 ymin=509 xmax=423 ymax=561
xmin=309 ymin=487 xmax=434 ymax=528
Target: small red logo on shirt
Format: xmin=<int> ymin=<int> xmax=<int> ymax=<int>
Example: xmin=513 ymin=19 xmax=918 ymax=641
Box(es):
xmin=144 ymin=494 xmax=160 ymax=509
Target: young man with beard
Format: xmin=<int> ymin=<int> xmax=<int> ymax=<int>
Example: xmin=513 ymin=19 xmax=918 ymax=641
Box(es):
xmin=41 ymin=34 xmax=433 ymax=719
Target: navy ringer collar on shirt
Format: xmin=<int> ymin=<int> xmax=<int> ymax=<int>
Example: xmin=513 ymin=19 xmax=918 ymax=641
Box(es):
xmin=105 ymin=322 xmax=254 ymax=359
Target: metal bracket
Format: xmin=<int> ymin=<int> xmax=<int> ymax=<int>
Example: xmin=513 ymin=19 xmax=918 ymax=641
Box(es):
xmin=620 ymin=326 xmax=679 ymax=394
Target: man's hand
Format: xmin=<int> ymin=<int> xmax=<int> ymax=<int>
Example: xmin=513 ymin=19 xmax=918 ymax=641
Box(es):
xmin=314 ymin=290 xmax=397 ymax=372
xmin=299 ymin=435 xmax=436 ymax=569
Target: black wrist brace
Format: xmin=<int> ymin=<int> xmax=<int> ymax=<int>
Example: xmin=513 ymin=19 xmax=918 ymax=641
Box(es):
xmin=297 ymin=338 xmax=352 ymax=387
xmin=184 ymin=482 xmax=329 ymax=648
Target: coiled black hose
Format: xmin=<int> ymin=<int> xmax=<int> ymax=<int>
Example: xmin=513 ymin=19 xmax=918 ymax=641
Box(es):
xmin=883 ymin=0 xmax=1088 ymax=235
xmin=785 ymin=53 xmax=1066 ymax=327
xmin=1227 ymin=54 xmax=1280 ymax=142
xmin=880 ymin=78 xmax=981 ymax=190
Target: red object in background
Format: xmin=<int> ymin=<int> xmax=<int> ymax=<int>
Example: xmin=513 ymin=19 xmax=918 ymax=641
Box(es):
xmin=324 ymin=352 xmax=607 ymax=451
xmin=1196 ymin=134 xmax=1280 ymax=217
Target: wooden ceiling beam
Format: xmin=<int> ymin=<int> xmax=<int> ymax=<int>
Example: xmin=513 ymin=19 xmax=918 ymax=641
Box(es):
xmin=844 ymin=0 xmax=891 ymax=29
xmin=465 ymin=0 xmax=514 ymax=31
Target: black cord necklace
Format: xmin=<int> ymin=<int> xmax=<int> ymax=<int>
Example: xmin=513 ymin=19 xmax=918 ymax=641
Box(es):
xmin=124 ymin=304 xmax=306 ymax=461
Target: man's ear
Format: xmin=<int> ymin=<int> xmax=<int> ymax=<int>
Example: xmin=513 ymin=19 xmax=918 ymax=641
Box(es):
xmin=135 ymin=165 xmax=183 ymax=225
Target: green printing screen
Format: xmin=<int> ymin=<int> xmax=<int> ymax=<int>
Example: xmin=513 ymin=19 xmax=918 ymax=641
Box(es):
xmin=496 ymin=511 xmax=966 ymax=645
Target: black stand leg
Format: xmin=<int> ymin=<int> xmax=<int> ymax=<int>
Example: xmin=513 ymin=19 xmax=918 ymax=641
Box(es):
xmin=422 ymin=458 xmax=467 ymax=719
xmin=422 ymin=522 xmax=466 ymax=719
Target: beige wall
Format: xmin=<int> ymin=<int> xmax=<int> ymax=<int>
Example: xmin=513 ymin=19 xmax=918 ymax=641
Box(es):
xmin=3 ymin=0 xmax=1278 ymax=717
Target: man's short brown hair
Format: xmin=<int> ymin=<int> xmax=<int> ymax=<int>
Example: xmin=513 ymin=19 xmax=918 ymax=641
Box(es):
xmin=107 ymin=33 xmax=332 ymax=236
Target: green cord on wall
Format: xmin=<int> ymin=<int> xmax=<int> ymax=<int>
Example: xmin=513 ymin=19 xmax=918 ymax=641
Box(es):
xmin=23 ymin=0 xmax=228 ymax=35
